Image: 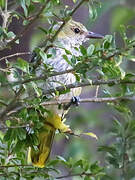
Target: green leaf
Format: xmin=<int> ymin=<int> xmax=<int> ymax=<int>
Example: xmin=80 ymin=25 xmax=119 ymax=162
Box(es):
xmin=31 ymin=82 xmax=42 ymax=97
xmin=63 ymin=55 xmax=72 ymax=65
xmin=71 ymin=56 xmax=77 ymax=64
xmin=20 ymin=0 xmax=28 ymax=17
xmin=14 ymin=140 xmax=25 ymax=152
xmin=80 ymin=45 xmax=87 ymax=56
xmin=87 ymin=44 xmax=95 ymax=56
xmin=5 ymin=120 xmax=11 ymax=127
xmin=47 ymin=159 xmax=59 ymax=166
xmin=39 ymin=50 xmax=48 ymax=63
xmin=127 ymin=55 xmax=135 ymax=62
xmin=0 ymin=0 xmax=5 ymax=8
xmin=88 ymin=3 xmax=97 ymax=21
xmin=15 ymin=58 xmax=29 ymax=73
xmin=82 ymin=132 xmax=98 ymax=140
xmin=90 ymin=161 xmax=103 ymax=173
xmin=57 ymin=155 xmax=67 ymax=162
xmin=74 ymin=159 xmax=83 ymax=168
xmin=7 ymin=31 xmax=16 ymax=39
xmin=65 ymin=49 xmax=72 ymax=55
xmin=107 ymin=156 xmax=119 ymax=168
xmin=38 ymin=27 xmax=48 ymax=34
xmin=4 ymin=129 xmax=12 ymax=141
xmin=103 ymin=35 xmax=113 ymax=49
xmin=84 ymin=176 xmax=91 ymax=180
xmin=17 ymin=128 xmax=26 ymax=140
xmin=119 ymin=67 xmax=125 ymax=79
xmin=98 ymin=146 xmax=117 ymax=157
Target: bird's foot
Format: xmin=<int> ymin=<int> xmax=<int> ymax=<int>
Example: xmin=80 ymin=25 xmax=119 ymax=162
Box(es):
xmin=64 ymin=96 xmax=80 ymax=110
xmin=71 ymin=96 xmax=80 ymax=106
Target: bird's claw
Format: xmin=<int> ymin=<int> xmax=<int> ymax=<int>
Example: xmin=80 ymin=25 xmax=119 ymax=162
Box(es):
xmin=71 ymin=96 xmax=80 ymax=106
xmin=64 ymin=96 xmax=80 ymax=110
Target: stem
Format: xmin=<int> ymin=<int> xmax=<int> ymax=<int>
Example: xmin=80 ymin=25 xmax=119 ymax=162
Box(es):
xmin=56 ymin=172 xmax=95 ymax=179
xmin=0 ymin=87 xmax=23 ymax=121
xmin=121 ymin=136 xmax=128 ymax=180
xmin=2 ymin=0 xmax=51 ymax=49
xmin=0 ymin=69 xmax=74 ymax=88
xmin=0 ymin=164 xmax=32 ymax=168
xmin=5 ymin=96 xmax=135 ymax=117
xmin=40 ymin=96 xmax=135 ymax=106
xmin=41 ymin=79 xmax=135 ymax=96
xmin=70 ymin=0 xmax=86 ymax=16
xmin=0 ymin=52 xmax=31 ymax=61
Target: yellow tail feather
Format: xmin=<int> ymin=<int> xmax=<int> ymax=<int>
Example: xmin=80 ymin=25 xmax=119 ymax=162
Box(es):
xmin=28 ymin=124 xmax=55 ymax=168
xmin=27 ymin=113 xmax=70 ymax=168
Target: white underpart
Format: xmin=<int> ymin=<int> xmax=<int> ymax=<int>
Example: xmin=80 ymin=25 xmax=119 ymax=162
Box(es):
xmin=37 ymin=35 xmax=86 ymax=115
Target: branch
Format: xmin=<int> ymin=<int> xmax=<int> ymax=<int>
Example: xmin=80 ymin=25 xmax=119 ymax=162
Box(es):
xmin=0 ymin=52 xmax=31 ymax=61
xmin=0 ymin=0 xmax=10 ymax=29
xmin=0 ymin=69 xmax=74 ymax=88
xmin=0 ymin=164 xmax=32 ymax=169
xmin=4 ymin=96 xmax=135 ymax=118
xmin=1 ymin=77 xmax=135 ymax=120
xmin=40 ymin=96 xmax=135 ymax=106
xmin=0 ymin=124 xmax=29 ymax=130
xmin=0 ymin=100 xmax=8 ymax=106
xmin=2 ymin=0 xmax=51 ymax=49
xmin=70 ymin=0 xmax=86 ymax=16
xmin=42 ymin=79 xmax=135 ymax=96
xmin=1 ymin=63 xmax=135 ymax=88
xmin=0 ymin=87 xmax=23 ymax=121
xmin=56 ymin=172 xmax=96 ymax=179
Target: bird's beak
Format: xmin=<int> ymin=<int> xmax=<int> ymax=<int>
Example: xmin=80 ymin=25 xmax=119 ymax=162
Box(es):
xmin=86 ymin=31 xmax=104 ymax=39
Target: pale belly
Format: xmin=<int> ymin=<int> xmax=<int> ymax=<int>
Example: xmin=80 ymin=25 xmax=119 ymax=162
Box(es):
xmin=36 ymin=46 xmax=82 ymax=116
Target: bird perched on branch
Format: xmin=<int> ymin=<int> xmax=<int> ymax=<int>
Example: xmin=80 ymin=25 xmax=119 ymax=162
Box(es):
xmin=28 ymin=19 xmax=103 ymax=168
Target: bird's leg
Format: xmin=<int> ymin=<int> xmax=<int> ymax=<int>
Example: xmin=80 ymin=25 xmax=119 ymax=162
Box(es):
xmin=63 ymin=96 xmax=80 ymax=110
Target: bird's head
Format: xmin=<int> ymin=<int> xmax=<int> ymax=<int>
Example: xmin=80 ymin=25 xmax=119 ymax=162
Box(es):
xmin=57 ymin=19 xmax=103 ymax=45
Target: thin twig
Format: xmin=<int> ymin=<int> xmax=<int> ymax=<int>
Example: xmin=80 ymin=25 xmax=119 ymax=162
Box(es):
xmin=1 ymin=77 xmax=135 ymax=120
xmin=5 ymin=0 xmax=8 ymax=12
xmin=0 ymin=100 xmax=8 ymax=106
xmin=70 ymin=0 xmax=86 ymax=16
xmin=95 ymin=85 xmax=99 ymax=97
xmin=0 ymin=0 xmax=10 ymax=29
xmin=0 ymin=164 xmax=32 ymax=168
xmin=0 ymin=124 xmax=29 ymax=130
xmin=56 ymin=172 xmax=95 ymax=179
xmin=2 ymin=0 xmax=51 ymax=49
xmin=0 ymin=52 xmax=31 ymax=61
xmin=1 ymin=63 xmax=135 ymax=88
xmin=6 ymin=96 xmax=135 ymax=117
xmin=41 ymin=79 xmax=135 ymax=96
xmin=0 ymin=87 xmax=23 ymax=121
xmin=0 ymin=69 xmax=74 ymax=88
xmin=40 ymin=96 xmax=135 ymax=106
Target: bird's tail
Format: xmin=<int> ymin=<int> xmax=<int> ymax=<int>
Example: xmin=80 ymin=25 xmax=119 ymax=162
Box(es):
xmin=27 ymin=123 xmax=55 ymax=168
xmin=27 ymin=112 xmax=70 ymax=168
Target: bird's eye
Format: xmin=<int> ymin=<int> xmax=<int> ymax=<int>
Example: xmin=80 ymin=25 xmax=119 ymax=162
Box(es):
xmin=74 ymin=28 xmax=80 ymax=34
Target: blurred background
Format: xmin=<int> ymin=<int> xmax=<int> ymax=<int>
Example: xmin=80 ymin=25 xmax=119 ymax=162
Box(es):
xmin=1 ymin=0 xmax=135 ymax=179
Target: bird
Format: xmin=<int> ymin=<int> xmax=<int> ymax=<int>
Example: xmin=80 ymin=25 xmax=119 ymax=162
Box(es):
xmin=27 ymin=19 xmax=103 ymax=168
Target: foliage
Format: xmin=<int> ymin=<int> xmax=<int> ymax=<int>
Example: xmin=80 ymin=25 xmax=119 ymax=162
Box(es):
xmin=0 ymin=0 xmax=135 ymax=179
